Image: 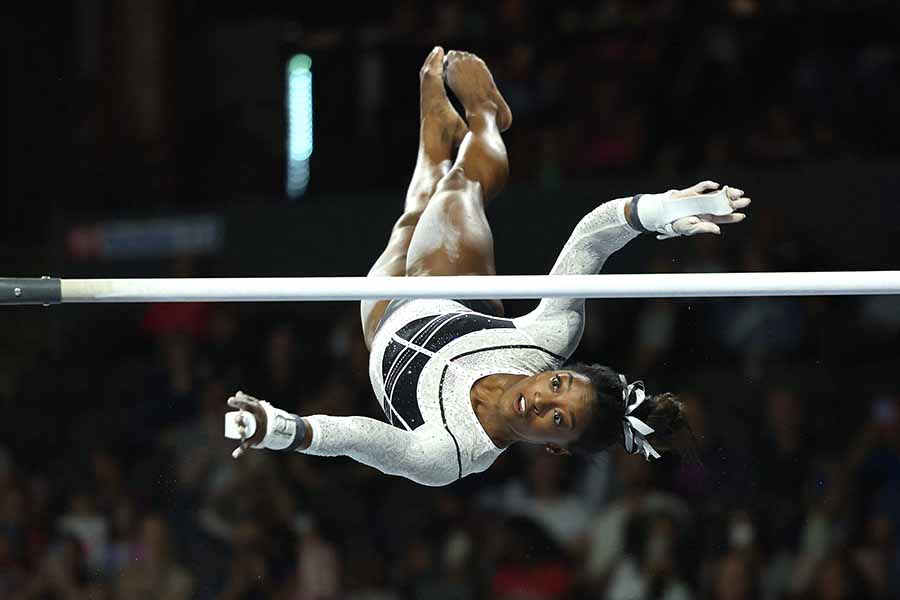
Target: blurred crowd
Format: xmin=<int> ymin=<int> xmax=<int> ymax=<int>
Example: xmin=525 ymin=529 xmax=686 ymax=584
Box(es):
xmin=337 ymin=0 xmax=899 ymax=181
xmin=15 ymin=0 xmax=894 ymax=215
xmin=177 ymin=0 xmax=900 ymax=199
xmin=2 ymin=219 xmax=899 ymax=600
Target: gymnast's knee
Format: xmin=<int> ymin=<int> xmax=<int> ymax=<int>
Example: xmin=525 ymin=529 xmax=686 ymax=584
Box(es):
xmin=434 ymin=166 xmax=480 ymax=195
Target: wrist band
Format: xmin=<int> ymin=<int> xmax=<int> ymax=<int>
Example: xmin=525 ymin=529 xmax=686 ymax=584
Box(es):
xmin=284 ymin=415 xmax=308 ymax=452
xmin=629 ymin=194 xmax=652 ymax=233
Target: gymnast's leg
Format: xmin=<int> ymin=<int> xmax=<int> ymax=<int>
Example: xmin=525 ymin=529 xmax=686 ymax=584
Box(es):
xmin=361 ymin=47 xmax=468 ymax=349
xmin=404 ymin=51 xmax=512 ymax=313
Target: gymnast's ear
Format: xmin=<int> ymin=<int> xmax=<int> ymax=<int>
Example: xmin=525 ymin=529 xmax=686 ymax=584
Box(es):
xmin=545 ymin=444 xmax=570 ymax=456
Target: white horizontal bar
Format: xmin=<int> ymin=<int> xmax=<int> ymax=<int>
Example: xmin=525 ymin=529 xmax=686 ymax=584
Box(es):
xmin=57 ymin=271 xmax=900 ymax=303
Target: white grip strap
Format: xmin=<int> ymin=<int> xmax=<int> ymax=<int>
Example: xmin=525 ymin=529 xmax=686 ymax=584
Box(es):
xmin=224 ymin=401 xmax=302 ymax=451
xmin=635 ymin=189 xmax=732 ymax=237
xmin=225 ymin=411 xmax=257 ymax=440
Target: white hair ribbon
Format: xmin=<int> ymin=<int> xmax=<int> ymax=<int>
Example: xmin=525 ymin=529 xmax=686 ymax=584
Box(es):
xmin=619 ymin=374 xmax=662 ymax=461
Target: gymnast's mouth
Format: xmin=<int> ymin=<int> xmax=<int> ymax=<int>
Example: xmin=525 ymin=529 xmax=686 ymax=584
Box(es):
xmin=517 ymin=394 xmax=527 ymax=415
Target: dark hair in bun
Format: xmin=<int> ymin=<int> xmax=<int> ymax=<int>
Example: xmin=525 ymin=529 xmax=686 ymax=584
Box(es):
xmin=565 ymin=362 xmax=689 ymax=458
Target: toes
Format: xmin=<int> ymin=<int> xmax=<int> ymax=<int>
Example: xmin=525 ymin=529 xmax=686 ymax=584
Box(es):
xmin=443 ymin=51 xmax=461 ymax=76
xmin=420 ymin=47 xmax=445 ymax=79
xmin=445 ymin=50 xmax=481 ymax=67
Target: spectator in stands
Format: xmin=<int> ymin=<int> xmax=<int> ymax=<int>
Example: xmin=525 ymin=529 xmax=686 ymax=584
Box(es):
xmin=116 ymin=514 xmax=194 ymax=600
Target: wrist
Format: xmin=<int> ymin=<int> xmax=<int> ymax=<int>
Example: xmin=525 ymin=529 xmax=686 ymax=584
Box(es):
xmin=633 ymin=190 xmax=674 ymax=233
xmin=625 ymin=195 xmax=652 ymax=233
xmin=257 ymin=401 xmax=307 ymax=451
xmin=292 ymin=417 xmax=312 ymax=451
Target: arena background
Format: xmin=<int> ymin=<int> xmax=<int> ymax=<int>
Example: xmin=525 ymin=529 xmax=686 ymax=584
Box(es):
xmin=3 ymin=2 xmax=900 ymax=599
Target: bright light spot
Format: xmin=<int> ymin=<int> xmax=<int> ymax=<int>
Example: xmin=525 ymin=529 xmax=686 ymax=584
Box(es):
xmin=287 ymin=54 xmax=313 ymax=198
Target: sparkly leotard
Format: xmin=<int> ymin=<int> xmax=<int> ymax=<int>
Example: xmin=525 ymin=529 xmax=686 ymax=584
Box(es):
xmin=300 ymin=198 xmax=639 ymax=486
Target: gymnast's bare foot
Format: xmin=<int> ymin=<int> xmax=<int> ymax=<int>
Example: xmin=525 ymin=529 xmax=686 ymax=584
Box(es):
xmin=420 ymin=46 xmax=468 ymax=154
xmin=443 ymin=50 xmax=513 ymax=132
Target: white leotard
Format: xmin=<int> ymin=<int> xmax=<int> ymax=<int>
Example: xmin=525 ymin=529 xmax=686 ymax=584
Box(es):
xmin=300 ymin=198 xmax=639 ymax=486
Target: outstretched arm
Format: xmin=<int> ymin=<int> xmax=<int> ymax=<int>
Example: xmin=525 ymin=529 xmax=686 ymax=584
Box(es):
xmin=225 ymin=392 xmax=459 ymax=487
xmin=514 ymin=181 xmax=750 ymax=357
xmin=512 ymin=196 xmax=640 ymax=356
xmin=301 ymin=415 xmax=458 ymax=486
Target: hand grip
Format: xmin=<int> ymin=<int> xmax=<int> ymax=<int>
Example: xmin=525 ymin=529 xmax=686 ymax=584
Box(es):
xmin=675 ymin=188 xmax=732 ymax=216
xmin=224 ymin=411 xmax=257 ymax=440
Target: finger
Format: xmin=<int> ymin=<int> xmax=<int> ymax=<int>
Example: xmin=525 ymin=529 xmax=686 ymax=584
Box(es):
xmin=235 ymin=391 xmax=258 ymax=403
xmin=228 ymin=397 xmax=255 ymax=411
xmin=235 ymin=411 xmax=248 ymax=436
xmin=228 ymin=399 xmax=254 ymax=412
xmin=725 ymin=186 xmax=744 ymax=200
xmin=686 ymin=221 xmax=721 ymax=236
xmin=730 ymin=197 xmax=751 ymax=210
xmin=672 ymin=216 xmax=700 ymax=234
xmin=690 ymin=180 xmax=720 ymax=194
xmin=708 ymin=213 xmax=746 ymax=224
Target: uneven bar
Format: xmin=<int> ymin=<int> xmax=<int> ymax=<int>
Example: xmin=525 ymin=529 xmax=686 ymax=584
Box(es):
xmin=0 ymin=277 xmax=62 ymax=305
xmin=1 ymin=272 xmax=899 ymax=305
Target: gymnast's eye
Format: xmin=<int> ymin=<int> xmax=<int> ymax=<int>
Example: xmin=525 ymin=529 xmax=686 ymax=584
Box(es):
xmin=553 ymin=410 xmax=562 ymax=426
xmin=551 ymin=375 xmax=561 ymax=391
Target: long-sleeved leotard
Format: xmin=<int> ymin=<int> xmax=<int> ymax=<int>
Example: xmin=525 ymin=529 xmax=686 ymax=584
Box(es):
xmin=299 ymin=197 xmax=640 ymax=486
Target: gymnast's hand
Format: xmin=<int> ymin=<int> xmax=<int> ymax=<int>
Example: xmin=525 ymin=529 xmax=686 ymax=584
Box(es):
xmin=630 ymin=180 xmax=751 ymax=239
xmin=668 ymin=180 xmax=751 ymax=237
xmin=226 ymin=391 xmax=310 ymax=457
xmin=227 ymin=391 xmax=267 ymax=458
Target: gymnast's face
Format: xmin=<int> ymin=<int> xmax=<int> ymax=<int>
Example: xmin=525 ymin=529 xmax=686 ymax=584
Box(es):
xmin=504 ymin=370 xmax=595 ymax=453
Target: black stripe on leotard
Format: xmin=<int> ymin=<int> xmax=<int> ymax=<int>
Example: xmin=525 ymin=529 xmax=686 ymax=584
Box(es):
xmin=438 ymin=365 xmax=463 ymax=480
xmin=450 ymin=344 xmax=565 ymax=363
xmin=380 ymin=312 xmax=516 ymax=431
xmin=381 ymin=313 xmax=460 ymax=428
xmin=421 ymin=313 xmax=514 ymax=354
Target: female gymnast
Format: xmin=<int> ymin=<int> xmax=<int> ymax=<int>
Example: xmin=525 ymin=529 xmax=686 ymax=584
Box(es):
xmin=225 ymin=47 xmax=751 ymax=486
